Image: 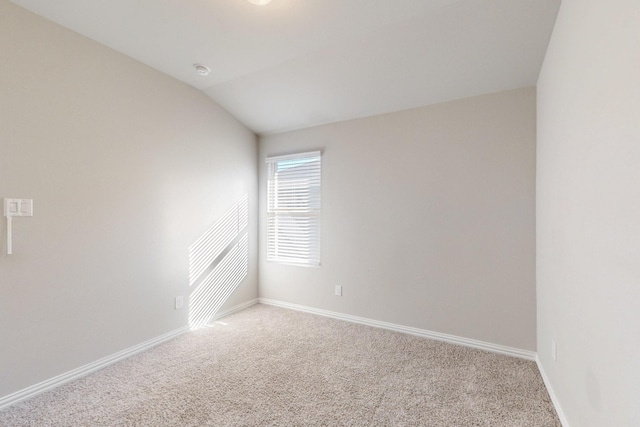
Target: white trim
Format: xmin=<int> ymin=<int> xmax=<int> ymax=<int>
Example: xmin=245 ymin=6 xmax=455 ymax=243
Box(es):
xmin=258 ymin=298 xmax=536 ymax=361
xmin=265 ymin=150 xmax=321 ymax=163
xmin=536 ymin=356 xmax=571 ymax=427
xmin=0 ymin=326 xmax=188 ymax=411
xmin=0 ymin=298 xmax=258 ymax=411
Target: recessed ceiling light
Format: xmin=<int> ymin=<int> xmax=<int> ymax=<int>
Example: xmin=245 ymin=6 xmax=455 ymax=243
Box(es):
xmin=193 ymin=64 xmax=211 ymax=76
xmin=248 ymin=0 xmax=272 ymax=5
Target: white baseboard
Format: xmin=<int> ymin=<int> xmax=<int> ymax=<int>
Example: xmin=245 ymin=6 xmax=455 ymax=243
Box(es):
xmin=0 ymin=325 xmax=189 ymax=411
xmin=536 ymin=356 xmax=571 ymax=427
xmin=258 ymin=298 xmax=536 ymax=361
xmin=0 ymin=298 xmax=259 ymax=411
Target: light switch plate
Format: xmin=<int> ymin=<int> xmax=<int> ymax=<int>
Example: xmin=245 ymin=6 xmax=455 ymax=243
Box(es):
xmin=4 ymin=198 xmax=33 ymax=217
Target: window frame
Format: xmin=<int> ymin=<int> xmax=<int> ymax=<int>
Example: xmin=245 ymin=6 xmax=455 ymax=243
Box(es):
xmin=265 ymin=151 xmax=322 ymax=267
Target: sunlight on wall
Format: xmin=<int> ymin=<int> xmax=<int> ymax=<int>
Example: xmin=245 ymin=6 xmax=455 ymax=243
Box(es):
xmin=188 ymin=195 xmax=248 ymax=329
xmin=189 ymin=195 xmax=248 ymax=285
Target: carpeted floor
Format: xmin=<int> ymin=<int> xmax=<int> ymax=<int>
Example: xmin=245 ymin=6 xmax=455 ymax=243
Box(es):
xmin=0 ymin=304 xmax=560 ymax=426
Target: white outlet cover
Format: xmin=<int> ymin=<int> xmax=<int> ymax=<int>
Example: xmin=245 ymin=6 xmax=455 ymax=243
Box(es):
xmin=334 ymin=285 xmax=342 ymax=296
xmin=175 ymin=296 xmax=184 ymax=309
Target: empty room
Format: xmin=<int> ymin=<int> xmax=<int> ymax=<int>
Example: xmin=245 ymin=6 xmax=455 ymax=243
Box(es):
xmin=1 ymin=0 xmax=638 ymax=426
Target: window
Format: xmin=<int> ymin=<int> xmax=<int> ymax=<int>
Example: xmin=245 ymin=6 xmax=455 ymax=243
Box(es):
xmin=266 ymin=151 xmax=321 ymax=266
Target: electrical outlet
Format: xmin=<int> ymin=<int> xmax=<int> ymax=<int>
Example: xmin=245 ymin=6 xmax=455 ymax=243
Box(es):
xmin=175 ymin=296 xmax=184 ymax=310
xmin=551 ymin=338 xmax=557 ymax=361
xmin=334 ymin=285 xmax=342 ymax=296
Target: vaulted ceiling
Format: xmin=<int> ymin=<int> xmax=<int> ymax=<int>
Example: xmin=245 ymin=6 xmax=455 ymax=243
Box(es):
xmin=11 ymin=0 xmax=560 ymax=135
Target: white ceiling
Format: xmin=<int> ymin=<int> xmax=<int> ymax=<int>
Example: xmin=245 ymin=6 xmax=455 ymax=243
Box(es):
xmin=11 ymin=0 xmax=560 ymax=135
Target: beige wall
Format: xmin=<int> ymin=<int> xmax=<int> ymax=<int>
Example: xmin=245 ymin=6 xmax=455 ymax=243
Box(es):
xmin=259 ymin=87 xmax=537 ymax=351
xmin=537 ymin=0 xmax=640 ymax=425
xmin=0 ymin=1 xmax=257 ymax=398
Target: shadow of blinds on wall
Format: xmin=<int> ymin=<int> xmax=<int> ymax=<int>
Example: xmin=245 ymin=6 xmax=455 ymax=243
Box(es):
xmin=266 ymin=151 xmax=321 ymax=267
xmin=188 ymin=195 xmax=248 ymax=329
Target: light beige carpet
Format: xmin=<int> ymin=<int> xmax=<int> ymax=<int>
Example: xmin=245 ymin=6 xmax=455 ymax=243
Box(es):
xmin=0 ymin=304 xmax=560 ymax=426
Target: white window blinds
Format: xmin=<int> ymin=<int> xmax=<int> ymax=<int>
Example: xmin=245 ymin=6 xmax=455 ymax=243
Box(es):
xmin=266 ymin=151 xmax=321 ymax=267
